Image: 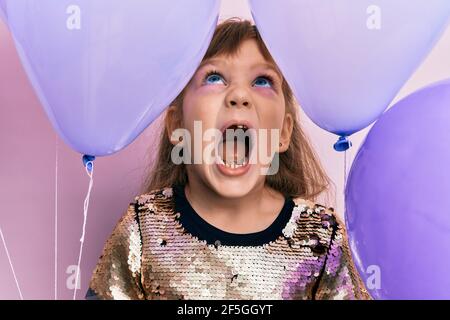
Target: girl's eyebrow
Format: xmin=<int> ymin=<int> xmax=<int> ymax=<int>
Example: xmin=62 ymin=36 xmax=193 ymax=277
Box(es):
xmin=197 ymin=59 xmax=282 ymax=79
xmin=196 ymin=59 xmax=225 ymax=72
xmin=250 ymin=62 xmax=283 ymax=79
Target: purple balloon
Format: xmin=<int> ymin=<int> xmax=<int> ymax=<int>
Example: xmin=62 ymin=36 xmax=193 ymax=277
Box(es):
xmin=3 ymin=0 xmax=219 ymax=156
xmin=345 ymin=79 xmax=450 ymax=299
xmin=0 ymin=0 xmax=6 ymax=23
xmin=250 ymin=0 xmax=450 ymax=139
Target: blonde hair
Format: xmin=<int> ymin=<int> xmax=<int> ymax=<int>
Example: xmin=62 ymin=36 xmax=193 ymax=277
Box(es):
xmin=142 ymin=18 xmax=331 ymax=202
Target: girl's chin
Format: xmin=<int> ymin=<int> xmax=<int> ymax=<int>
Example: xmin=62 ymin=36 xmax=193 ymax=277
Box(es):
xmin=206 ymin=162 xmax=261 ymax=196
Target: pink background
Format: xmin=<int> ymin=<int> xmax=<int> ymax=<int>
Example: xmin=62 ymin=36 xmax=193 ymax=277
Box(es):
xmin=1 ymin=0 xmax=450 ymax=299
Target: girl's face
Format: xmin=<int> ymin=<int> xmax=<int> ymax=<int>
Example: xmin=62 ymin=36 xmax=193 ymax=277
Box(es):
xmin=170 ymin=39 xmax=293 ymax=198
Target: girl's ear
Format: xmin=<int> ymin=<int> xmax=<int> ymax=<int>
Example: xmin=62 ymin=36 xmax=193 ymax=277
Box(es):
xmin=279 ymin=113 xmax=294 ymax=153
xmin=165 ymin=105 xmax=183 ymax=145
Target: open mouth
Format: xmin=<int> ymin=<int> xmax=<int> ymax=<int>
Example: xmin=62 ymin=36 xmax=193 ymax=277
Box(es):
xmin=217 ymin=123 xmax=253 ymax=170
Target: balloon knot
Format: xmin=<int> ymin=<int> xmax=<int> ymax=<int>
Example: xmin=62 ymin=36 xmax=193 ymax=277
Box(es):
xmin=82 ymin=155 xmax=96 ymax=173
xmin=333 ymin=136 xmax=352 ymax=152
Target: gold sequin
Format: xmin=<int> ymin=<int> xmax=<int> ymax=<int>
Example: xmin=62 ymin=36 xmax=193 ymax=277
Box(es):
xmin=86 ymin=187 xmax=372 ymax=300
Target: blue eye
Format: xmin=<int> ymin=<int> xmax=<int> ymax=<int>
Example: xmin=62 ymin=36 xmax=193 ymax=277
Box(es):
xmin=253 ymin=76 xmax=273 ymax=88
xmin=205 ymin=72 xmax=225 ymax=85
xmin=203 ymin=71 xmax=275 ymax=88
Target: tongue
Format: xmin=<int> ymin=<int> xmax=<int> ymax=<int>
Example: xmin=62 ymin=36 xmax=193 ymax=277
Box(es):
xmin=219 ymin=138 xmax=246 ymax=164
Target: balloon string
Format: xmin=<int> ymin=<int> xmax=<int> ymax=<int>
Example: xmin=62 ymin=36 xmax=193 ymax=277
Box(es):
xmin=0 ymin=226 xmax=23 ymax=299
xmin=73 ymin=161 xmax=94 ymax=300
xmin=54 ymin=135 xmax=59 ymax=300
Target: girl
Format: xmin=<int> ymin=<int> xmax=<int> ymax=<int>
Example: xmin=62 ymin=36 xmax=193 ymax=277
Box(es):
xmin=86 ymin=18 xmax=371 ymax=300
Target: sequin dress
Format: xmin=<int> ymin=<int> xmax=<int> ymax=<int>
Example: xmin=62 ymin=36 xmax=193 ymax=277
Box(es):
xmin=86 ymin=185 xmax=371 ymax=300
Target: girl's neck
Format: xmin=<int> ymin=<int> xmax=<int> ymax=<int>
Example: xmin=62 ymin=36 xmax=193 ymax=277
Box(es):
xmin=183 ymin=178 xmax=286 ymax=234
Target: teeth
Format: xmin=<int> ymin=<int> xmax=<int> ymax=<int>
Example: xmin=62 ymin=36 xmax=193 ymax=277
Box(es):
xmin=222 ymin=156 xmax=249 ymax=169
xmin=223 ymin=124 xmax=247 ymax=134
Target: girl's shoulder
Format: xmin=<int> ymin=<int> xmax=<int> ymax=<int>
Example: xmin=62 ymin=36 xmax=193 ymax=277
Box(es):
xmin=291 ymin=196 xmax=341 ymax=227
xmin=132 ymin=187 xmax=174 ymax=215
xmin=284 ymin=196 xmax=346 ymax=251
xmin=134 ymin=186 xmax=173 ymax=204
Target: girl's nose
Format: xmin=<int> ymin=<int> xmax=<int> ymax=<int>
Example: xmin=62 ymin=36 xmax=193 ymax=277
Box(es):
xmin=229 ymin=99 xmax=250 ymax=107
xmin=226 ymin=90 xmax=252 ymax=109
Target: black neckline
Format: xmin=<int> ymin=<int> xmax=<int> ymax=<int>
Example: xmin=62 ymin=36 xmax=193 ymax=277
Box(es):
xmin=172 ymin=184 xmax=295 ymax=246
